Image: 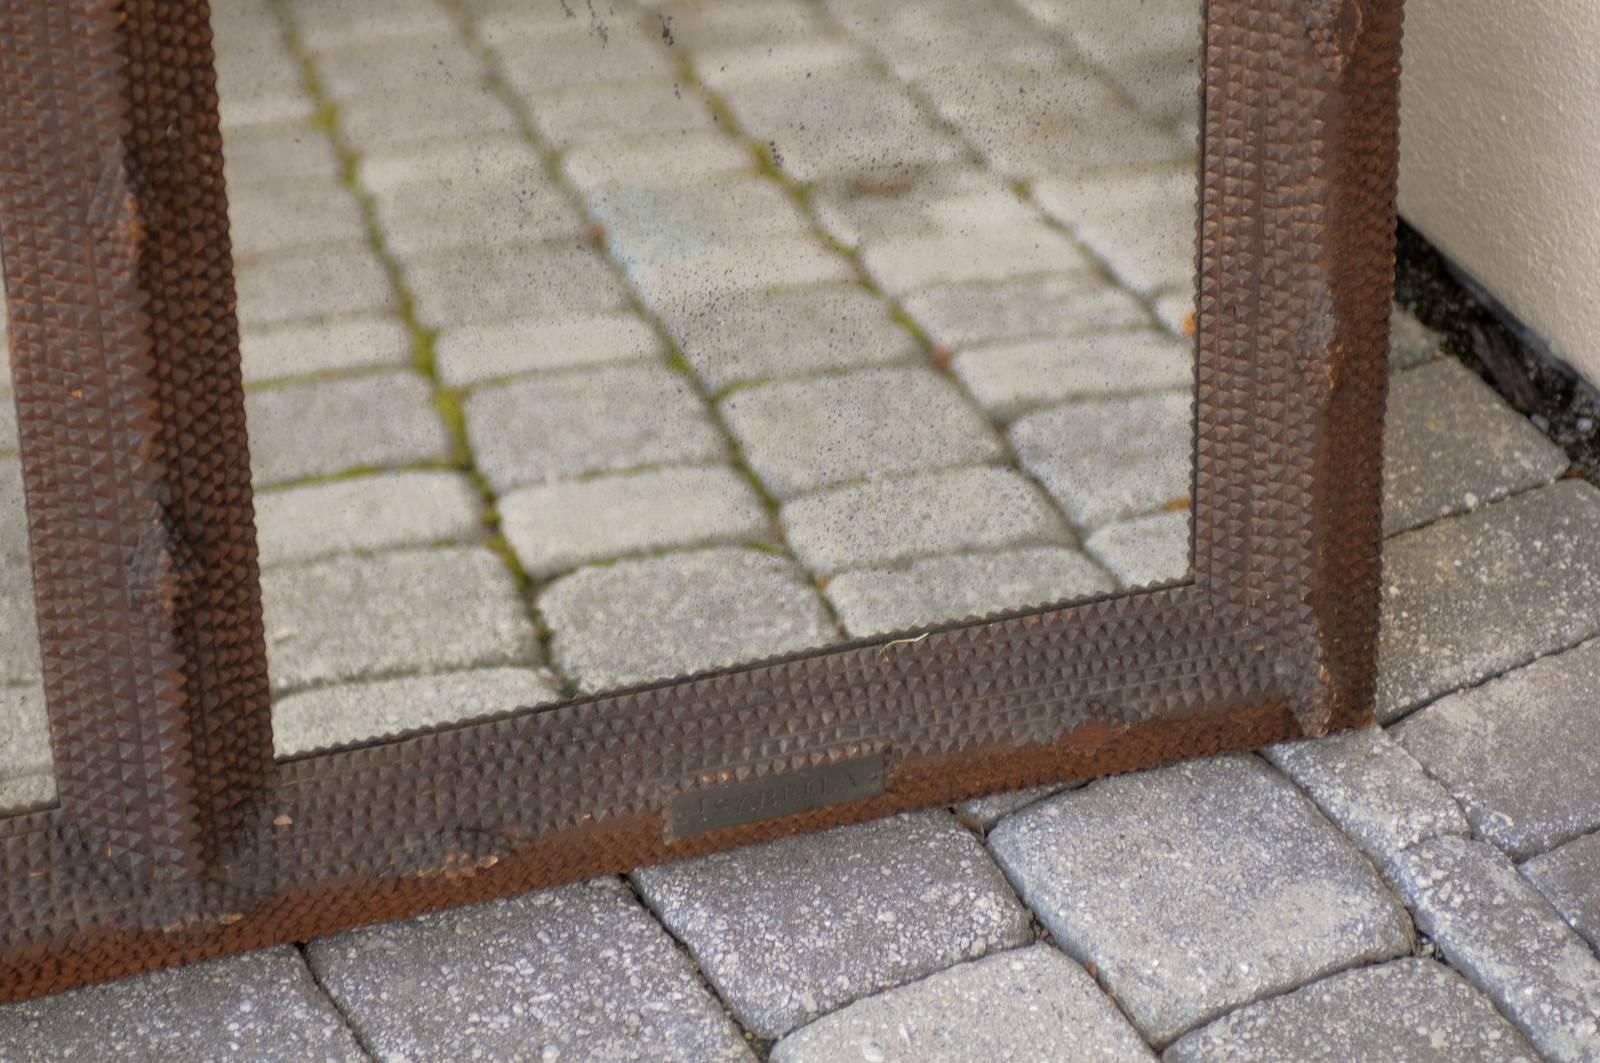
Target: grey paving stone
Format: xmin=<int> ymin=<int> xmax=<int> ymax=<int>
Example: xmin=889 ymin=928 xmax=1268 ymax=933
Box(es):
xmin=309 ymin=878 xmax=754 ymax=1062
xmin=314 ymin=34 xmax=484 ymax=102
xmin=902 ymin=273 xmax=1148 ymax=349
xmin=286 ymin=0 xmax=453 ymax=51
xmin=528 ymin=77 xmax=719 ymax=150
xmin=810 ymin=167 xmax=1041 ymax=248
xmin=825 ymin=547 xmax=1114 ymax=637
xmin=214 ymin=40 xmax=316 ymax=130
xmin=1376 ymin=482 xmax=1600 ymax=723
xmin=782 ymin=466 xmax=1070 ymax=577
xmin=626 ymin=236 xmax=855 ymax=312
xmin=356 ymin=132 xmax=542 ymax=194
xmin=1163 ymin=958 xmax=1537 ymax=1063
xmin=860 ymin=224 xmax=1091 ymax=295
xmin=1033 ymin=168 xmax=1197 ymax=295
xmin=0 ymin=684 xmax=53 ymax=812
xmin=372 ymin=171 xmax=586 ymax=262
xmin=261 ymin=546 xmax=538 ymax=694
xmin=0 ymin=558 xmax=41 ymax=687
xmin=1383 ymin=358 xmax=1567 ymax=535
xmin=501 ymin=465 xmax=770 ymax=577
xmin=662 ymin=284 xmax=918 ymax=393
xmin=944 ymin=87 xmax=1189 ymax=182
xmin=953 ymin=331 xmax=1193 ymax=420
xmin=221 ymin=120 xmax=342 ymax=186
xmin=240 ymin=316 xmax=412 ymax=384
xmin=1522 ymin=830 xmax=1600 ymax=953
xmin=497 ymin=24 xmax=677 ymax=94
xmin=0 ymin=947 xmax=365 ymax=1062
xmin=772 ymin=944 xmax=1154 ymax=1063
xmin=1085 ymin=510 xmax=1192 ymax=588
xmin=988 ymin=755 xmax=1413 ymax=1046
xmin=634 ymin=810 xmax=1034 ymax=1039
xmin=235 ymin=247 xmax=396 ymax=327
xmin=274 ymin=666 xmax=561 ymax=756
xmin=1393 ymin=836 xmax=1600 ymax=1062
xmin=582 ymin=173 xmax=812 ymax=252
xmin=254 ymin=470 xmax=483 ymax=567
xmin=1263 ymin=727 xmax=1469 ymax=884
xmin=1392 ymin=640 xmax=1600 ymax=859
xmin=539 ymin=547 xmax=836 ymax=692
xmin=336 ymin=85 xmax=517 ymax=152
xmin=953 ymin=785 xmax=1071 ymax=832
xmin=435 ymin=313 xmax=661 ymax=386
xmin=561 ymin=130 xmax=754 ymax=190
xmin=228 ymin=179 xmax=368 ymax=258
xmin=405 ymin=241 xmax=632 ymax=328
xmin=464 ymin=364 xmax=725 ymax=494
xmin=646 ymin=0 xmax=831 ymax=53
xmin=1010 ymin=393 xmax=1193 ymax=529
xmin=245 ymin=371 xmax=452 ymax=486
xmin=0 ymin=388 xmax=15 ymax=453
xmin=1390 ymin=303 xmax=1444 ymax=370
xmin=1153 ymin=292 xmax=1195 ymax=338
xmin=721 ymin=367 xmax=1003 ymax=499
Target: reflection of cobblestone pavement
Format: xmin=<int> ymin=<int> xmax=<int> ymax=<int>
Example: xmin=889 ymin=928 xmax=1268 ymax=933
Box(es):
xmin=3 ymin=0 xmax=1600 ymax=1058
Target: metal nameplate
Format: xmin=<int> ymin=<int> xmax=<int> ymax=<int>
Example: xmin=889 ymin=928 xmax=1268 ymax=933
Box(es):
xmin=667 ymin=754 xmax=886 ymax=841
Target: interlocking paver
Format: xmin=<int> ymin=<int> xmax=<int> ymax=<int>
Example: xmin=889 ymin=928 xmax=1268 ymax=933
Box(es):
xmin=1392 ymin=640 xmax=1600 ymax=859
xmin=370 ymin=170 xmax=586 ymax=261
xmin=0 ymin=556 xmax=40 ymax=687
xmin=496 ymin=24 xmax=677 ymax=94
xmin=0 ymin=948 xmax=366 ymax=1062
xmin=1033 ymin=169 xmax=1197 ymax=295
xmin=661 ymin=284 xmax=917 ymax=393
xmin=0 ymin=388 xmax=15 ymax=454
xmin=261 ymin=546 xmax=538 ymax=694
xmin=527 ymin=78 xmax=719 ymax=149
xmin=501 ymin=465 xmax=770 ymax=577
xmin=435 ymin=312 xmax=661 ymax=386
xmin=464 ymin=364 xmax=725 ymax=493
xmin=309 ymin=878 xmax=754 ymax=1062
xmin=633 ymin=811 xmax=1034 ymax=1039
xmin=405 ymin=240 xmax=632 ymax=328
xmin=561 ymin=130 xmax=753 ymax=189
xmin=337 ymin=85 xmax=518 ymax=152
xmin=1163 ymin=958 xmax=1537 ymax=1063
xmin=1010 ymin=393 xmax=1193 ymax=529
xmin=860 ymin=225 xmax=1091 ymax=295
xmin=228 ymin=179 xmax=368 ymax=259
xmin=1084 ymin=510 xmax=1192 ymax=588
xmin=1392 ymin=836 xmax=1600 ymax=1063
xmin=239 ymin=316 xmax=412 ymax=383
xmin=213 ymin=39 xmax=316 ymax=129
xmin=824 ymin=547 xmax=1114 ymax=636
xmin=0 ymin=685 xmax=52 ymax=811
xmin=626 ymin=236 xmax=855 ymax=311
xmin=988 ymin=755 xmax=1413 ymax=1046
xmin=902 ymin=272 xmax=1148 ymax=349
xmin=314 ymin=34 xmax=483 ymax=102
xmin=782 ymin=466 xmax=1070 ymax=577
xmin=648 ymin=0 xmax=832 ymax=54
xmin=357 ymin=133 xmax=542 ymax=193
xmin=235 ymin=246 xmax=396 ymax=327
xmin=540 ymin=547 xmax=836 ymax=692
xmin=721 ymin=367 xmax=1003 ymax=499
xmin=811 ymin=168 xmax=1039 ymax=249
xmin=1376 ymin=482 xmax=1600 ymax=723
xmin=273 ymin=666 xmax=560 ymax=756
xmin=1263 ymin=727 xmax=1469 ymax=883
xmin=771 ymin=944 xmax=1154 ymax=1062
xmin=254 ymin=470 xmax=483 ymax=567
xmin=285 ymin=0 xmax=453 ymax=52
xmin=953 ymin=330 xmax=1193 ymax=420
xmin=952 ymin=785 xmax=1071 ymax=832
xmin=221 ymin=120 xmax=342 ymax=186
xmin=1383 ymin=358 xmax=1567 ymax=534
xmin=245 ymin=371 xmax=452 ymax=486
xmin=1522 ymin=831 xmax=1600 ymax=953
xmin=584 ymin=174 xmax=812 ymax=259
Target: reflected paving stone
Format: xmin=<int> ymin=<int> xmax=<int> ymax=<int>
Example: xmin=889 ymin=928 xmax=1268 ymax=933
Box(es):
xmin=405 ymin=241 xmax=632 ymax=328
xmin=1391 ymin=640 xmax=1600 ymax=860
xmin=1390 ymin=303 xmax=1444 ymax=370
xmin=662 ymin=284 xmax=918 ymax=393
xmin=1163 ymin=958 xmax=1537 ymax=1063
xmin=540 ymin=547 xmax=836 ymax=692
xmin=245 ymin=371 xmax=452 ymax=486
xmin=988 ymin=755 xmax=1413 ymax=1046
xmin=221 ymin=120 xmax=342 ymax=186
xmin=1375 ymin=482 xmax=1600 ymax=723
xmin=0 ymin=685 xmax=53 ymax=811
xmin=860 ymin=225 xmax=1090 ymax=294
xmin=1084 ymin=510 xmax=1191 ymax=588
xmin=228 ymin=179 xmax=368 ymax=258
xmin=0 ymin=948 xmax=365 ymax=1062
xmin=235 ymin=247 xmax=396 ymax=327
xmin=1263 ymin=727 xmax=1468 ymax=884
xmin=1383 ymin=358 xmax=1567 ymax=535
xmin=824 ymin=547 xmax=1114 ymax=637
xmin=782 ymin=466 xmax=1070 ymax=577
xmin=771 ymin=944 xmax=1153 ymax=1063
xmin=464 ymin=364 xmax=725 ymax=493
xmin=309 ymin=879 xmax=754 ymax=1063
xmin=952 ymin=330 xmax=1193 ymax=420
xmin=273 ymin=666 xmax=561 ymax=756
xmin=337 ymin=86 xmax=517 ymax=152
xmin=528 ymin=78 xmax=719 ymax=150
xmin=1033 ymin=168 xmax=1197 ymax=295
xmin=501 ymin=466 xmax=771 ymax=577
xmin=261 ymin=546 xmax=538 ymax=694
xmin=1010 ymin=392 xmax=1192 ymax=529
xmin=1392 ymin=837 xmax=1600 ymax=1063
xmin=633 ymin=811 xmax=1033 ymax=1039
xmin=903 ymin=272 xmax=1148 ymax=349
xmin=240 ymin=316 xmax=412 ymax=384
xmin=435 ymin=313 xmax=661 ymax=387
xmin=721 ymin=367 xmax=1003 ymax=499
xmin=254 ymin=470 xmax=483 ymax=567
xmin=1522 ymin=831 xmax=1600 ymax=953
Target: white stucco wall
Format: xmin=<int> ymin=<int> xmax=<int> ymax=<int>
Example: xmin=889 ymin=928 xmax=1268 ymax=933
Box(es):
xmin=1398 ymin=0 xmax=1600 ymax=386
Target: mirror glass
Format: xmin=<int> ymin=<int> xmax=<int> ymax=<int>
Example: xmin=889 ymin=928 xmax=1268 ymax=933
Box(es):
xmin=0 ymin=0 xmax=1201 ymax=766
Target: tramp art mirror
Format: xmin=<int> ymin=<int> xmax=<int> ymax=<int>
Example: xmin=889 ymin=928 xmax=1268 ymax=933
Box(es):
xmin=0 ymin=0 xmax=1400 ymax=999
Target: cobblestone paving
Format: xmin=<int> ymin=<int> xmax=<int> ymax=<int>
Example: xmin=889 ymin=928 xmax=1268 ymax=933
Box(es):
xmin=2 ymin=0 xmax=1600 ymax=1059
